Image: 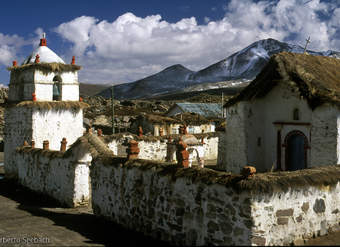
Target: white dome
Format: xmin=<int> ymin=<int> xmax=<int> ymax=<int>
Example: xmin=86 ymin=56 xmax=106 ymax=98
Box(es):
xmin=23 ymin=46 xmax=65 ymax=65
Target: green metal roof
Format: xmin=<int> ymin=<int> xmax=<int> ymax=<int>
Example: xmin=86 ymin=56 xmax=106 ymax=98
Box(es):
xmin=174 ymin=103 xmax=222 ymax=118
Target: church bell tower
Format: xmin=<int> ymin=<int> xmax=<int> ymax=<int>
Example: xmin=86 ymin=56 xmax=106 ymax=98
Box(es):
xmin=4 ymin=34 xmax=87 ymax=178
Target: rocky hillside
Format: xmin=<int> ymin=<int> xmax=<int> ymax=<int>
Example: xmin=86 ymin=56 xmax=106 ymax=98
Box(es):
xmin=98 ymin=38 xmax=340 ymax=100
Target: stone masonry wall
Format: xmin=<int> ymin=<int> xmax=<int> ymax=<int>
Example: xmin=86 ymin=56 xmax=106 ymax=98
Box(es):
xmin=15 ymin=148 xmax=91 ymax=207
xmin=91 ymin=158 xmax=340 ymax=246
xmin=252 ymin=183 xmax=340 ymax=245
xmin=91 ymin=160 xmax=253 ymax=246
xmin=4 ymin=107 xmax=33 ymax=178
xmin=105 ymin=133 xmax=219 ymax=162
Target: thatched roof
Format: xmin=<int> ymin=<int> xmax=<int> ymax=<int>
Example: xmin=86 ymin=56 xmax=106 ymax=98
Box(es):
xmin=16 ymin=133 xmax=114 ymax=159
xmin=16 ymin=147 xmax=64 ymax=158
xmin=135 ymin=112 xmax=212 ymax=125
xmin=103 ymin=131 xmax=219 ymax=143
xmin=173 ymin=112 xmax=212 ymax=125
xmin=7 ymin=63 xmax=81 ymax=74
xmin=65 ymin=133 xmax=114 ymax=158
xmin=8 ymin=101 xmax=89 ymax=112
xmin=225 ymin=52 xmax=340 ymax=109
xmin=136 ymin=113 xmax=181 ymax=124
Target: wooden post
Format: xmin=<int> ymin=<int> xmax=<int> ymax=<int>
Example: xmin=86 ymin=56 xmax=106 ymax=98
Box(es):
xmin=43 ymin=140 xmax=49 ymax=150
xmin=303 ymin=36 xmax=311 ymax=54
xmin=60 ymin=138 xmax=67 ymax=152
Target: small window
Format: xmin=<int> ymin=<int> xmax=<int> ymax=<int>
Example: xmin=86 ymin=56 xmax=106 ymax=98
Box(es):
xmin=53 ymin=75 xmax=62 ymax=101
xmin=257 ymin=137 xmax=261 ymax=147
xmin=293 ymin=108 xmax=299 ymax=120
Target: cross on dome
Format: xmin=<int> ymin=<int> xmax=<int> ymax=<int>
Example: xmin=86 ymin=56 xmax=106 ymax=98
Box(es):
xmin=40 ymin=33 xmax=47 ymax=46
xmin=22 ymin=34 xmax=65 ymax=64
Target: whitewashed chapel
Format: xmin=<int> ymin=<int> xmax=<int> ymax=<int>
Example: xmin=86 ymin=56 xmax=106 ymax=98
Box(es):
xmin=4 ymin=34 xmax=86 ymax=178
xmin=222 ymin=52 xmax=340 ymax=173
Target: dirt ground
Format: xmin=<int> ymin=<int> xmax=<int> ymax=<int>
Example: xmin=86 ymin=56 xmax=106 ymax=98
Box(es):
xmin=0 ymin=179 xmax=171 ymax=246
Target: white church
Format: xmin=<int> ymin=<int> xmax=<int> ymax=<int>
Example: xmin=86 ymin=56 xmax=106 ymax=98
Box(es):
xmin=221 ymin=52 xmax=340 ymax=173
xmin=4 ymin=34 xmax=86 ymax=178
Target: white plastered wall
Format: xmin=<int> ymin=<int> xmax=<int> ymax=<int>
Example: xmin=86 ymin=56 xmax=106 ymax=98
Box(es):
xmin=224 ymin=82 xmax=316 ymax=173
xmin=32 ymin=109 xmax=84 ymax=151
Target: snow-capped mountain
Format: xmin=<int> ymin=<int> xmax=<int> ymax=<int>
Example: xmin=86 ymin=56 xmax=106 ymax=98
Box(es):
xmin=98 ymin=38 xmax=340 ymax=100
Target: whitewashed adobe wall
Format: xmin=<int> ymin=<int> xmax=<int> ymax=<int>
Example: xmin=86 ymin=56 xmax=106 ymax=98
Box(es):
xmin=310 ymin=105 xmax=338 ymax=166
xmin=15 ymin=147 xmax=91 ymax=207
xmin=8 ymin=70 xmax=34 ymax=101
xmin=32 ymin=109 xmax=84 ymax=151
xmin=222 ymin=81 xmax=339 ymax=173
xmin=252 ymin=182 xmax=340 ymax=245
xmin=91 ymin=160 xmax=340 ymax=246
xmin=4 ymin=106 xmax=84 ymax=178
xmin=4 ymin=107 xmax=33 ymax=178
xmin=91 ymin=160 xmax=253 ymax=246
xmin=105 ymin=133 xmax=219 ymax=162
xmin=9 ymin=69 xmax=79 ymax=101
xmin=223 ymin=102 xmax=249 ymax=173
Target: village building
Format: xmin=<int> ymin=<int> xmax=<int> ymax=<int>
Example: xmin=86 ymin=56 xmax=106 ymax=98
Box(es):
xmin=3 ymin=36 xmax=340 ymax=245
xmin=167 ymin=102 xmax=222 ymax=118
xmin=221 ymin=52 xmax=340 ymax=173
xmin=130 ymin=112 xmax=216 ymax=136
xmin=4 ymin=34 xmax=87 ymax=178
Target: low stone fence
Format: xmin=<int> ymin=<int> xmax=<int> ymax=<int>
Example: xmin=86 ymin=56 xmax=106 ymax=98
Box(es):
xmin=91 ymin=158 xmax=340 ymax=246
xmin=15 ymin=148 xmax=90 ymax=207
xmin=12 ymin=133 xmax=113 ymax=207
xmin=103 ymin=132 xmax=219 ymax=162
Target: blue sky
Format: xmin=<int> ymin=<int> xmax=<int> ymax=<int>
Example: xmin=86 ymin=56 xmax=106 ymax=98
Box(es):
xmin=1 ymin=0 xmax=339 ymax=85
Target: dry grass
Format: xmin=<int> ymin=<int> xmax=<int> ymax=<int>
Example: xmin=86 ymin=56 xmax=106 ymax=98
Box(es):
xmin=172 ymin=112 xmax=213 ymax=125
xmin=8 ymin=63 xmax=81 ymax=74
xmin=96 ymin=156 xmax=340 ymax=194
xmin=16 ymin=146 xmax=64 ymax=158
xmin=225 ymin=52 xmax=340 ymax=109
xmin=8 ymin=101 xmax=89 ymax=112
xmin=16 ymin=133 xmax=114 ymax=159
xmin=65 ymin=133 xmax=114 ymax=158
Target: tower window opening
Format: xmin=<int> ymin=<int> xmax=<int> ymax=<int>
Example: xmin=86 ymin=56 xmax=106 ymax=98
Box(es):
xmin=53 ymin=75 xmax=62 ymax=101
xmin=293 ymin=108 xmax=299 ymax=120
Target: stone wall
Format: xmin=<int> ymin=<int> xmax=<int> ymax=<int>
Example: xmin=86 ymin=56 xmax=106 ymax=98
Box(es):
xmin=221 ymin=81 xmax=340 ymax=173
xmin=252 ymin=183 xmax=340 ymax=245
xmin=91 ymin=159 xmax=253 ymax=246
xmin=310 ymin=104 xmax=338 ymax=166
xmin=4 ymin=105 xmax=84 ymax=178
xmin=105 ymin=132 xmax=219 ymax=162
xmin=14 ymin=146 xmax=91 ymax=207
xmin=4 ymin=107 xmax=33 ymax=178
xmin=91 ymin=158 xmax=340 ymax=246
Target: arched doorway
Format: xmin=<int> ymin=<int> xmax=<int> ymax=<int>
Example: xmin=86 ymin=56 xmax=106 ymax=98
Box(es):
xmin=52 ymin=75 xmax=62 ymax=101
xmin=284 ymin=130 xmax=309 ymax=171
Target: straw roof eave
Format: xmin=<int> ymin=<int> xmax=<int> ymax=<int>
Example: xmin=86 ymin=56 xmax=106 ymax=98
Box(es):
xmin=7 ymin=62 xmax=82 ymax=74
xmin=224 ymin=52 xmax=340 ymax=110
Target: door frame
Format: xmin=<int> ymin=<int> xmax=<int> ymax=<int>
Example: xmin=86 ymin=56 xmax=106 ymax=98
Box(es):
xmin=283 ymin=130 xmax=309 ymax=171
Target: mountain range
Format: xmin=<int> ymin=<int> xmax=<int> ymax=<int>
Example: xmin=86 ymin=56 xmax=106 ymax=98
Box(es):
xmin=98 ymin=38 xmax=340 ymax=100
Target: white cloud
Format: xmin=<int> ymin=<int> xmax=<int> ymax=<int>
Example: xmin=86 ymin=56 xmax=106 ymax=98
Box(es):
xmin=47 ymin=0 xmax=340 ymax=84
xmin=0 ymin=33 xmax=26 ymax=65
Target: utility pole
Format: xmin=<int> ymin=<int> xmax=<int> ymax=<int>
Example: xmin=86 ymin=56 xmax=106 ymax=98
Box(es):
xmin=303 ymin=36 xmax=311 ymax=54
xmin=111 ymin=85 xmax=115 ymax=134
xmin=221 ymin=92 xmax=224 ymax=118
